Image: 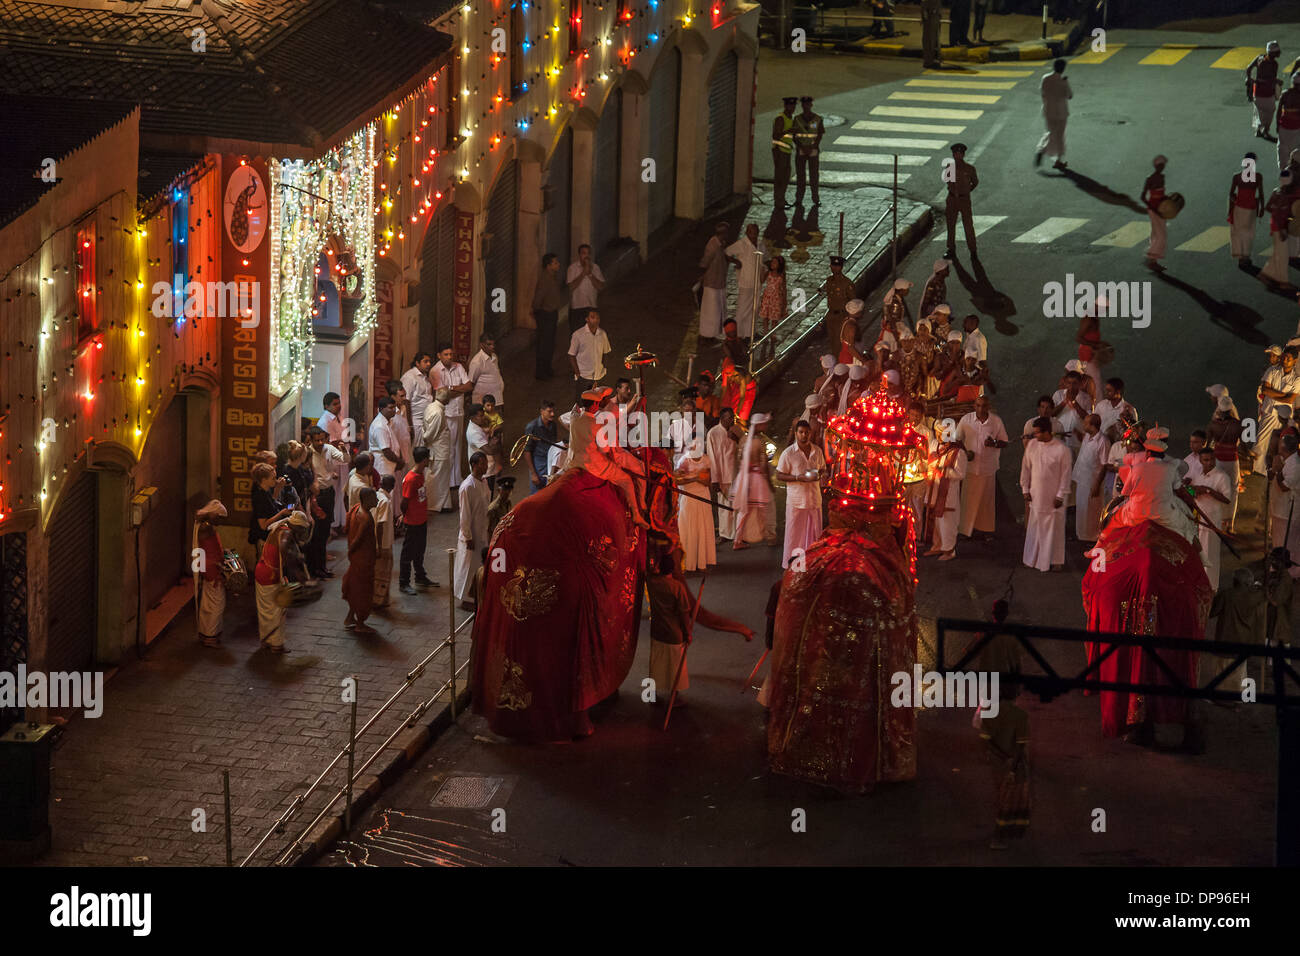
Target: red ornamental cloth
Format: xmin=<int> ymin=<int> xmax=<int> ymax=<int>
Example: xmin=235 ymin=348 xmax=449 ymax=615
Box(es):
xmin=766 ymin=527 xmax=918 ymax=793
xmin=1081 ymin=520 xmax=1212 ymax=737
xmin=471 ymin=467 xmax=648 ymax=741
xmin=342 ymin=505 xmax=376 ymax=617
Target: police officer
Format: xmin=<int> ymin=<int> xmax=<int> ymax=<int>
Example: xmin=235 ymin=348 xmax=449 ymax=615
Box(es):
xmin=792 ymin=96 xmax=825 ymax=207
xmin=920 ymin=0 xmax=942 ymax=68
xmin=944 ymin=142 xmax=979 ymax=259
xmin=822 ymin=255 xmax=857 ymax=343
xmin=772 ymin=97 xmax=797 ymax=209
xmin=1247 ymin=41 xmax=1283 ymax=138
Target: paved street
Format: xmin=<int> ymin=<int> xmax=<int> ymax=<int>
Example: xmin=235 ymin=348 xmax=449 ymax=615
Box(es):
xmin=321 ymin=12 xmax=1300 ymax=868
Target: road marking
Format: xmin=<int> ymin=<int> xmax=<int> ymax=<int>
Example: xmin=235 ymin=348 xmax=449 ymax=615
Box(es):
xmin=1211 ymin=47 xmax=1262 ymax=70
xmin=1091 ymin=221 xmax=1150 ymax=248
xmin=905 ymin=78 xmax=1019 ymax=90
xmin=871 ymin=105 xmax=984 ymax=120
xmin=1139 ymin=44 xmax=1197 ymax=66
xmin=853 ymin=119 xmax=967 ymax=134
xmin=1011 ymin=217 xmax=1090 ymax=244
xmin=930 ymin=215 xmax=1007 ymax=241
xmin=834 ymin=134 xmax=949 ymax=150
xmin=820 ymin=151 xmax=932 ymax=166
xmin=819 ymin=169 xmax=912 ymax=185
xmin=1071 ymin=43 xmax=1125 ymax=64
xmin=889 ymin=91 xmax=1002 ymax=105
xmin=925 ymin=69 xmax=1032 ymax=78
xmin=1175 ymin=226 xmax=1231 ymax=253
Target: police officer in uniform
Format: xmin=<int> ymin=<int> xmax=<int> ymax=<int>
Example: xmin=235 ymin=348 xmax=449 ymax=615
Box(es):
xmin=822 ymin=255 xmax=857 ymax=343
xmin=792 ymin=96 xmax=825 ymax=207
xmin=772 ymin=97 xmax=797 ymax=209
xmin=920 ymin=0 xmax=942 ymax=68
xmin=944 ymin=142 xmax=979 ymax=259
xmin=1247 ymin=41 xmax=1283 ymax=139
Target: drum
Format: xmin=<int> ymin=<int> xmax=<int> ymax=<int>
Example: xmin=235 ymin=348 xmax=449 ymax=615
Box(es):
xmin=220 ymin=550 xmax=248 ymax=593
xmin=274 ymin=580 xmax=322 ymax=608
xmin=1157 ymin=193 xmax=1185 ymax=220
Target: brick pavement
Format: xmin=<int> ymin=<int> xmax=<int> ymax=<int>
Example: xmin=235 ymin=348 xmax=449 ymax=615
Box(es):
xmin=38 ymin=187 xmax=930 ymax=867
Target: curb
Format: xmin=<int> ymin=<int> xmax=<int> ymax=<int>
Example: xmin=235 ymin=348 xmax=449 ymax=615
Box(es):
xmin=285 ymin=684 xmax=473 ymax=866
xmin=754 ymin=204 xmax=935 ymax=391
xmin=848 ymin=35 xmax=1067 ymax=62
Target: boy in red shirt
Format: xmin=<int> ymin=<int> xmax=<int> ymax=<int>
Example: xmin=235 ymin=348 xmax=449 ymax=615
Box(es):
xmin=399 ymin=446 xmax=439 ymax=594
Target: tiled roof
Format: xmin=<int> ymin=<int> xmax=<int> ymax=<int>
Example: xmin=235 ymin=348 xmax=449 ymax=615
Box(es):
xmin=0 ymin=0 xmax=454 ymax=150
xmin=0 ymin=95 xmax=139 ymax=227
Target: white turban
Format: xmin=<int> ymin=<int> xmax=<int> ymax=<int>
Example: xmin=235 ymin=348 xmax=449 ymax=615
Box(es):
xmin=933 ymin=259 xmax=949 ymax=274
xmin=947 ymin=330 xmax=963 ymax=343
xmin=805 ymin=393 xmax=824 ymax=409
xmin=916 ymin=319 xmax=931 ymax=332
xmin=932 ymin=303 xmax=951 ymax=316
xmin=885 ymin=370 xmax=901 ymax=385
xmin=846 ymin=298 xmax=865 ymax=315
xmin=848 ymin=365 xmax=868 ymax=381
xmin=893 ymin=278 xmax=913 ymax=291
xmin=820 ymin=353 xmax=835 ymax=369
xmin=197 ymin=500 xmax=227 ymax=519
xmin=1206 ymin=384 xmax=1228 ymax=399
xmin=833 ymin=363 xmax=849 ymax=376
xmin=964 ymin=345 xmax=980 ymax=358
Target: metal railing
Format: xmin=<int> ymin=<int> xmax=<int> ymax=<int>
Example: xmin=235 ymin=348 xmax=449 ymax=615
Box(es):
xmin=747 ymin=157 xmax=901 ymax=381
xmin=760 ymin=7 xmax=951 ymax=47
xmin=234 ymin=548 xmax=474 ymax=867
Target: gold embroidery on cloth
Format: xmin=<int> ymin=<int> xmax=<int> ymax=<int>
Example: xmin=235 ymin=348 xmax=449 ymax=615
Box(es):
xmin=497 ymin=658 xmax=533 ymax=711
xmin=500 ymin=567 xmax=561 ymax=621
xmin=588 ymin=534 xmax=618 ymax=574
xmin=488 ymin=510 xmax=516 ymax=550
xmin=620 ymin=566 xmax=637 ymax=610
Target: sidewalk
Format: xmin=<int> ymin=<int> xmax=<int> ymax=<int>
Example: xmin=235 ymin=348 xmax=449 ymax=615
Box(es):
xmin=789 ymin=4 xmax=1074 ymax=62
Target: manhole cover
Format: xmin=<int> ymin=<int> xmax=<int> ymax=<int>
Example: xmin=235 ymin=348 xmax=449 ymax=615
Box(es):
xmin=430 ymin=774 xmax=506 ymax=809
xmin=822 ymin=114 xmax=846 ymax=128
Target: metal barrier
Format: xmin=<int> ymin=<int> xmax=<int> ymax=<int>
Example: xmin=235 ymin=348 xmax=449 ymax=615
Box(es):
xmin=235 ymin=548 xmax=473 ymax=867
xmin=760 ymin=7 xmax=950 ymax=47
xmin=747 ymin=156 xmax=901 ymax=381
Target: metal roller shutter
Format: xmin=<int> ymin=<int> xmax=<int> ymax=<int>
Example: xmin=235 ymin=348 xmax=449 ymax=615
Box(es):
xmin=705 ymin=51 xmax=738 ymax=209
xmin=544 ymin=130 xmax=572 ymax=266
xmin=648 ymin=48 xmax=680 ymax=236
xmin=138 ymin=398 xmax=188 ymax=614
xmin=419 ymin=204 xmax=455 ymax=347
xmin=484 ymin=159 xmax=518 ymax=338
xmin=591 ymin=90 xmax=621 ymax=258
xmin=46 ymin=472 xmax=97 ymax=673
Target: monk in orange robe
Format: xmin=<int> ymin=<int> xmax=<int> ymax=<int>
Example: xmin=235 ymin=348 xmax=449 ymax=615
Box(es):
xmin=342 ymin=488 xmax=378 ymax=635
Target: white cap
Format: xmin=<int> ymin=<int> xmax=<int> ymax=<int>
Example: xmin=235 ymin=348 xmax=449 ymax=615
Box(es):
xmin=833 ymin=363 xmax=849 ymax=376
xmin=947 ymin=330 xmax=963 ymax=343
xmin=750 ymin=412 xmax=771 ymax=426
xmin=1217 ymin=395 xmax=1234 ymax=412
xmin=846 ymin=298 xmax=865 ymax=315
xmin=848 ymin=365 xmax=868 ymax=381
xmin=1268 ymin=40 xmax=1281 ymax=53
xmin=885 ymin=370 xmax=901 ymax=385
xmin=933 ymin=303 xmax=951 ymax=317
xmin=916 ymin=319 xmax=931 ymax=332
xmin=820 ymin=353 xmax=835 ymax=369
xmin=1267 ymin=344 xmax=1284 ymax=355
xmin=1065 ymin=359 xmax=1083 ymax=373
xmin=805 ymin=393 xmax=823 ymax=408
xmin=1206 ymin=384 xmax=1228 ymax=398
xmin=197 ymin=499 xmax=227 ymax=519
xmin=899 ymin=327 xmax=915 ymax=340
xmin=933 ymin=259 xmax=949 ymax=274
xmin=893 ymin=278 xmax=913 ymax=291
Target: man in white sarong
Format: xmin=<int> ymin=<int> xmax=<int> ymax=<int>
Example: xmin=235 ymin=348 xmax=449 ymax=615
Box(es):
xmin=1112 ymin=427 xmax=1196 ymax=544
xmin=421 ymin=388 xmax=455 ymax=511
xmin=1020 ymin=417 xmax=1073 ymax=571
xmin=775 ymin=419 xmax=826 ymax=569
xmin=432 ymin=347 xmax=472 ymax=487
xmin=707 ymin=407 xmax=741 ymax=540
xmin=698 ymin=221 xmax=731 ymax=341
xmin=925 ymin=437 xmax=966 ymax=561
xmin=1073 ymin=414 xmax=1109 ymax=544
xmin=317 ymin=392 xmax=349 ymax=528
xmin=727 ymin=223 xmax=766 ymax=339
xmin=193 ymin=500 xmax=228 ymax=647
xmin=674 ymin=437 xmax=715 ymax=572
xmin=401 ymin=352 xmax=435 ymax=439
xmin=731 ymin=413 xmax=777 ymax=548
xmin=1256 ymin=346 xmax=1300 ymax=473
xmin=957 ymin=394 xmax=1009 ymax=538
xmin=454 ymin=452 xmax=490 ymax=609
xmin=1192 ymin=449 xmax=1232 ymax=591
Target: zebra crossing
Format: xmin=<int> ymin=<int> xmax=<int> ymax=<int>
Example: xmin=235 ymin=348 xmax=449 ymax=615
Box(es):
xmin=820 ymin=65 xmax=1030 ymax=189
xmin=928 ymin=213 xmax=1261 ymax=256
xmin=1070 ymin=43 xmax=1269 ymax=70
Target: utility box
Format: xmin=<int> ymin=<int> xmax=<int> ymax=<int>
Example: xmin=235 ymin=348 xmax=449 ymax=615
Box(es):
xmin=131 ymin=486 xmax=158 ymax=528
xmin=0 ymin=722 xmax=55 ymax=862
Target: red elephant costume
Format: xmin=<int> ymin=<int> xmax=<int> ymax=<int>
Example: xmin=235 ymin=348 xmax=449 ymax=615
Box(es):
xmin=766 ymin=392 xmax=924 ymax=793
xmin=1082 ymin=520 xmax=1212 ymax=738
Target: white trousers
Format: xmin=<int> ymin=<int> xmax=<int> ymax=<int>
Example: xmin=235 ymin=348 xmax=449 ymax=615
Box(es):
xmin=1037 ymin=116 xmax=1066 ymax=160
xmin=959 ymin=473 xmax=996 ymax=536
xmin=700 ymin=287 xmax=727 ymax=340
xmin=717 ymin=482 xmax=736 ymax=540
xmin=1230 ymin=205 xmax=1257 ymax=258
xmin=933 ymin=482 xmax=960 ymax=552
xmin=1147 ymin=210 xmax=1167 ymax=260
xmin=650 ymin=640 xmax=688 ymax=693
xmin=1255 ymin=95 xmax=1277 ymax=133
xmin=447 ymin=416 xmax=464 ymax=487
xmin=1198 ymin=525 xmax=1222 ymax=592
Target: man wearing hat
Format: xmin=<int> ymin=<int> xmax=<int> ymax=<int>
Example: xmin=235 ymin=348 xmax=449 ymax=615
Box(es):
xmin=772 ymin=97 xmax=798 ymax=208
xmin=567 ymin=387 xmax=650 ymax=528
xmin=1260 ymin=169 xmax=1295 ymax=287
xmin=919 ymin=260 xmax=949 ymax=319
xmin=839 ymin=298 xmax=869 ymax=366
xmin=812 ymin=353 xmax=837 ymax=396
xmin=944 ymin=143 xmax=979 ymax=259
xmin=1278 ymin=73 xmax=1300 ymax=172
xmin=1256 ymin=345 xmax=1300 ymax=474
xmin=928 ymin=302 xmax=953 ymax=342
xmin=1246 ymin=41 xmax=1283 ymax=138
xmin=792 ymin=96 xmax=825 ymax=207
xmin=822 ymin=255 xmax=857 ymax=344
xmin=843 ymin=363 xmax=871 ymax=413
xmin=194 ymin=500 xmax=229 ymax=647
xmin=1141 ymin=156 xmax=1169 ymax=270
xmin=882 ymin=277 xmax=913 ymax=333
xmin=1227 ymin=152 xmax=1266 ymax=266
xmin=1112 ymin=426 xmax=1197 ymax=543
xmin=920 ymin=0 xmax=942 ymax=68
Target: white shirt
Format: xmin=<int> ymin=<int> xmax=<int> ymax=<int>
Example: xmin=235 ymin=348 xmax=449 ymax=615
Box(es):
xmin=568 ymin=325 xmax=612 ymax=380
xmin=706 ymin=423 xmax=739 ymax=485
xmin=1096 ymin=397 xmax=1137 ymax=437
xmin=368 ymin=413 xmax=397 ymax=477
xmin=431 ymin=361 xmax=470 ymax=418
xmin=390 ymin=411 xmax=412 ymax=463
xmin=1283 ymin=452 xmax=1300 ymax=505
xmin=1051 ymin=388 xmax=1094 ymax=444
xmin=726 ymin=236 xmax=767 ymax=289
xmin=318 ymin=410 xmax=344 ymax=442
xmin=1261 ymin=365 xmax=1300 ymax=419
xmin=310 ymin=441 xmax=346 ymax=484
xmin=1183 ymin=451 xmax=1205 ymax=484
xmin=400 ymin=366 xmax=433 ymax=430
xmin=373 ymin=489 xmax=393 ymax=548
xmin=1023 ymin=415 xmax=1065 ymax=443
xmin=467 ymin=349 xmax=505 ymax=406
xmin=1194 ymin=466 xmax=1232 ymax=525
xmin=566 ymin=260 xmax=606 ymax=310
xmin=1040 ymin=71 xmax=1072 ymax=120
xmin=466 ymin=419 xmax=495 ymax=474
xmin=1020 ymin=437 xmax=1073 ymax=510
xmin=457 ymin=474 xmax=490 ymax=546
xmin=964 ymin=327 xmax=988 ymax=363
xmin=777 ymin=443 xmax=826 ymax=511
xmin=957 ymin=411 xmax=1009 ymax=477
xmin=1072 ymin=430 xmax=1109 ymax=488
